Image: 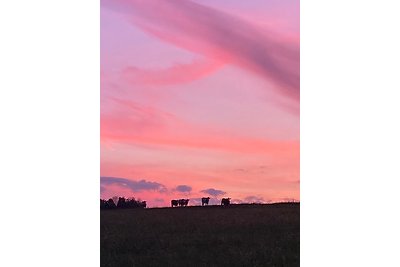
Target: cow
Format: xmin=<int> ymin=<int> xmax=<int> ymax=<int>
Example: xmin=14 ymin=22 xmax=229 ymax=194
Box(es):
xmin=201 ymin=197 xmax=210 ymax=206
xmin=178 ymin=199 xmax=189 ymax=207
xmin=221 ymin=198 xmax=231 ymax=206
xmin=141 ymin=201 xmax=147 ymax=208
xmin=171 ymin=199 xmax=179 ymax=207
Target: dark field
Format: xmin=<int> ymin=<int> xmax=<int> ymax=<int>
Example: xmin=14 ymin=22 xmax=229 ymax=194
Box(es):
xmin=101 ymin=203 xmax=299 ymax=267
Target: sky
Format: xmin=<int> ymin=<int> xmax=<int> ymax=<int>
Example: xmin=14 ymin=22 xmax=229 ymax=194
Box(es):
xmin=100 ymin=0 xmax=299 ymax=207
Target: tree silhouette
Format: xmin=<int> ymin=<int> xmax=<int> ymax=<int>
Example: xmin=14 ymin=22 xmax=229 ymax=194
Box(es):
xmin=100 ymin=196 xmax=147 ymax=209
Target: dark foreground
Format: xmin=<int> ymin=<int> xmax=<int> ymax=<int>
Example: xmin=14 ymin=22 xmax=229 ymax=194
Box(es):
xmin=101 ymin=203 xmax=299 ymax=267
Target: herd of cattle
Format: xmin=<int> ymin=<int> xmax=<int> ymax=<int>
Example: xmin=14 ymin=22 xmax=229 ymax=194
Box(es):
xmin=101 ymin=197 xmax=232 ymax=209
xmin=171 ymin=197 xmax=231 ymax=207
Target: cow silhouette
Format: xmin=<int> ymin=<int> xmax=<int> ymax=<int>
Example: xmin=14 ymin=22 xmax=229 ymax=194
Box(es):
xmin=178 ymin=199 xmax=189 ymax=207
xmin=171 ymin=199 xmax=179 ymax=207
xmin=221 ymin=198 xmax=231 ymax=206
xmin=201 ymin=197 xmax=210 ymax=206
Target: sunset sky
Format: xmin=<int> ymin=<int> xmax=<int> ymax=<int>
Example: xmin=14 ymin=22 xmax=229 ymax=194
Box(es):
xmin=100 ymin=0 xmax=299 ymax=207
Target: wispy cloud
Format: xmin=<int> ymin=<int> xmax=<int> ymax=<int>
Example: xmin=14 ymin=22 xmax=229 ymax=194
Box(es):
xmin=101 ymin=104 xmax=299 ymax=155
xmin=123 ymin=59 xmax=223 ymax=86
xmin=104 ymin=0 xmax=299 ymax=100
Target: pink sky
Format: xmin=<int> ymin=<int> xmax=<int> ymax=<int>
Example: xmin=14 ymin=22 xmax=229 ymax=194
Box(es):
xmin=101 ymin=0 xmax=299 ymax=207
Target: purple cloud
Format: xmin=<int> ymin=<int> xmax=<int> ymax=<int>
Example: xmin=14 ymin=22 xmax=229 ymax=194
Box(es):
xmin=100 ymin=176 xmax=167 ymax=193
xmin=200 ymin=188 xmax=226 ymax=197
xmin=175 ymin=185 xmax=192 ymax=193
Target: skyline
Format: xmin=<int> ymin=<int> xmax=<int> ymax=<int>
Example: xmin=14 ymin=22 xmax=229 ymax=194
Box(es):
xmin=101 ymin=0 xmax=299 ymax=207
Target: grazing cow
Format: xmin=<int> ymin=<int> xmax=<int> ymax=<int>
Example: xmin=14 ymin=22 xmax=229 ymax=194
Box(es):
xmin=178 ymin=199 xmax=189 ymax=207
xmin=221 ymin=198 xmax=231 ymax=206
xmin=171 ymin=199 xmax=179 ymax=207
xmin=201 ymin=197 xmax=210 ymax=206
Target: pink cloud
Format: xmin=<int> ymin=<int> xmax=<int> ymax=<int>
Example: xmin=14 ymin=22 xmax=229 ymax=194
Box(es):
xmin=103 ymin=0 xmax=299 ymax=100
xmin=101 ymin=104 xmax=299 ymax=155
xmin=123 ymin=59 xmax=224 ymax=86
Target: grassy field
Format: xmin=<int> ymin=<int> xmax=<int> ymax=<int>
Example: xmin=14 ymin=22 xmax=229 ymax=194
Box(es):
xmin=101 ymin=203 xmax=299 ymax=267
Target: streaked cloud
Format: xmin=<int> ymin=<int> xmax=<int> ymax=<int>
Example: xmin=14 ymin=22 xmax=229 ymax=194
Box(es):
xmin=123 ymin=59 xmax=223 ymax=86
xmin=103 ymin=0 xmax=299 ymax=101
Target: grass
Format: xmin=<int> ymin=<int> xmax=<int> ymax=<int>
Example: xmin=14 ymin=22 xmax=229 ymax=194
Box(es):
xmin=101 ymin=203 xmax=299 ymax=267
